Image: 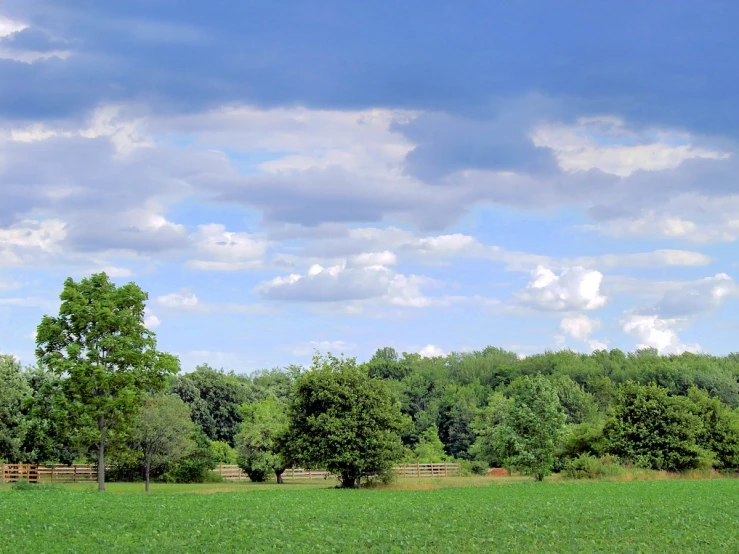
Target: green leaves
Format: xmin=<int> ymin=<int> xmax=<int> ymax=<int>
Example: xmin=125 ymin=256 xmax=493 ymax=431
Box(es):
xmin=33 ymin=272 xmax=180 ymax=488
xmin=281 ymin=353 xmax=409 ymax=487
xmin=493 ymin=375 xmax=566 ymax=480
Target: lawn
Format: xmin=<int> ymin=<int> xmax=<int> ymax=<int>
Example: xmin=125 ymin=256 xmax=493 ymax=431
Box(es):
xmin=1 ymin=478 xmax=738 ymax=552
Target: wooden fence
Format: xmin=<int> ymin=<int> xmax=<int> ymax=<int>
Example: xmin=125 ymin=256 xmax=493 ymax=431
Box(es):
xmin=1 ymin=464 xmax=98 ymax=483
xmin=394 ymin=463 xmax=462 ymax=478
xmin=215 ymin=463 xmax=461 ymax=481
xmin=3 ymin=462 xmax=461 ymax=484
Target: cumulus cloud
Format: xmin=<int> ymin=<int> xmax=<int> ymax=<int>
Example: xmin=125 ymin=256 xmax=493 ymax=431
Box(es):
xmin=622 ymin=315 xmax=700 ymax=354
xmin=532 ymin=117 xmax=730 ymax=177
xmin=419 ymin=344 xmax=446 ymax=358
xmin=156 ymin=291 xmax=199 ymax=309
xmin=0 ymin=219 xmax=67 ymax=266
xmin=560 ymin=315 xmax=601 ymax=341
xmin=186 ymin=223 xmax=268 ymax=271
xmin=144 ymin=314 xmax=161 ymax=329
xmin=516 ymin=266 xmax=606 ymax=312
xmin=255 ymin=260 xmax=443 ymax=311
xmin=652 ymin=273 xmax=738 ymax=317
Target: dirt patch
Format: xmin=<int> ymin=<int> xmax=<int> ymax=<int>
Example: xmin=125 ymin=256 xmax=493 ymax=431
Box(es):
xmin=486 ymin=468 xmax=510 ymax=477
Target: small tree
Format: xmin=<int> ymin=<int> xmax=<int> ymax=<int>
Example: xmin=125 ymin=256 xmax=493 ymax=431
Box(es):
xmin=35 ymin=273 xmax=180 ymax=491
xmin=494 ymin=375 xmax=566 ymax=481
xmin=235 ymin=397 xmax=288 ymax=483
xmin=130 ymin=395 xmax=195 ymax=492
xmin=280 ymin=354 xmax=408 ymax=488
xmin=409 ymin=425 xmax=450 ymax=463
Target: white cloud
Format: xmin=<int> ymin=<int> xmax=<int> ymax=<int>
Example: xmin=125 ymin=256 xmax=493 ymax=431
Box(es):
xmin=156 ymin=290 xmax=199 ymax=308
xmin=560 ymin=315 xmax=601 ymax=341
xmin=349 ymin=251 xmax=398 ymax=267
xmin=652 ymin=273 xmax=737 ymax=317
xmin=0 ymin=16 xmax=27 ymax=37
xmin=419 ymin=344 xmax=446 ymax=358
xmin=0 ymin=219 xmax=67 ymax=266
xmin=144 ymin=314 xmax=161 ymax=329
xmin=516 ymin=266 xmax=606 ymax=312
xmin=532 ymin=117 xmax=730 ymax=177
xmin=186 ymin=223 xmax=268 ymax=271
xmin=622 ymin=314 xmax=700 ymax=354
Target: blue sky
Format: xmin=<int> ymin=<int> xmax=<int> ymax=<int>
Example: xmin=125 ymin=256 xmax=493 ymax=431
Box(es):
xmin=1 ymin=1 xmax=738 ymax=371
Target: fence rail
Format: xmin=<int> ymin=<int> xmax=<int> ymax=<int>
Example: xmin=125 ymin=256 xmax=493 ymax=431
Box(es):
xmin=2 ymin=464 xmax=98 ymax=483
xmin=215 ymin=463 xmax=461 ymax=481
xmin=3 ymin=462 xmax=462 ymax=484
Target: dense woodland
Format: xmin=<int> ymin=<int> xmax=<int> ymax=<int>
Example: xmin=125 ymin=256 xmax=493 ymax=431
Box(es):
xmin=3 ymin=273 xmax=739 ymax=487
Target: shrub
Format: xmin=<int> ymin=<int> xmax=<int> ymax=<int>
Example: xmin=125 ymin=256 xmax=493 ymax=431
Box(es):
xmin=563 ymin=454 xmax=625 ymax=480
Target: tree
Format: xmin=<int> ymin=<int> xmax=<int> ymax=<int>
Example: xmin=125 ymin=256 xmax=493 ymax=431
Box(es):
xmin=235 ymin=397 xmax=288 ymax=483
xmin=35 ymin=273 xmax=180 ymax=492
xmin=603 ymin=382 xmax=706 ymax=471
xmin=408 ymin=425 xmax=450 ymax=463
xmin=0 ymin=355 xmax=30 ymax=462
xmin=494 ymin=375 xmax=566 ymax=481
xmin=130 ymin=395 xmax=195 ymax=492
xmin=170 ymin=365 xmax=254 ymax=446
xmin=687 ymin=387 xmax=739 ymax=469
xmin=469 ymin=391 xmax=511 ymax=467
xmin=280 ymin=354 xmax=408 ymax=488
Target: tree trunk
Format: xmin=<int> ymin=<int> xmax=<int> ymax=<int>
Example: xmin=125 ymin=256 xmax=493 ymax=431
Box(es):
xmin=275 ymin=468 xmax=284 ymax=484
xmin=145 ymin=457 xmax=151 ymax=493
xmin=97 ymin=416 xmax=106 ymax=492
xmin=340 ymin=470 xmax=360 ymax=488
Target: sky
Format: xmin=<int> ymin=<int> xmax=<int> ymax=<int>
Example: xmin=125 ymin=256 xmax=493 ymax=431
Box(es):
xmin=1 ymin=0 xmax=739 ymax=371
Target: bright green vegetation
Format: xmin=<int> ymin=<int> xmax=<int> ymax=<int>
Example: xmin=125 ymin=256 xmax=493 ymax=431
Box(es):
xmin=2 ymin=479 xmax=739 ymax=553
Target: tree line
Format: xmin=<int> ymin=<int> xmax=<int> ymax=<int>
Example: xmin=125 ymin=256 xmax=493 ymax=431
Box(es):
xmin=2 ymin=273 xmax=739 ymax=490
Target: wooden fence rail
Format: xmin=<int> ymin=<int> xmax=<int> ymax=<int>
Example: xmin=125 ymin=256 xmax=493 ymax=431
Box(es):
xmin=2 ymin=464 xmax=98 ymax=483
xmin=215 ymin=463 xmax=461 ymax=481
xmin=3 ymin=462 xmax=462 ymax=484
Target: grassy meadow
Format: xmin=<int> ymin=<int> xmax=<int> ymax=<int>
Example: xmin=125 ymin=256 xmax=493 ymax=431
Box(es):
xmin=2 ymin=477 xmax=739 ymax=552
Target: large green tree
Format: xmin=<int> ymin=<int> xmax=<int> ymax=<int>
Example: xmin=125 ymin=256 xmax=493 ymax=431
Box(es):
xmin=35 ymin=273 xmax=179 ymax=491
xmin=603 ymin=382 xmax=706 ymax=471
xmin=280 ymin=354 xmax=408 ymax=488
xmin=130 ymin=395 xmax=196 ymax=492
xmin=235 ymin=396 xmax=288 ymax=483
xmin=170 ymin=364 xmax=254 ymax=446
xmin=494 ymin=375 xmax=566 ymax=481
xmin=0 ymin=355 xmax=30 ymax=463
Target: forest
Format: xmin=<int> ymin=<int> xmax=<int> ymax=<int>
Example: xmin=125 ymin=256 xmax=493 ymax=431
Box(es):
xmin=2 ymin=273 xmax=739 ymax=487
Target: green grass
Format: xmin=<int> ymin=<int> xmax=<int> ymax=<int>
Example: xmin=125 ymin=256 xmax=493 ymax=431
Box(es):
xmin=2 ymin=479 xmax=739 ymax=552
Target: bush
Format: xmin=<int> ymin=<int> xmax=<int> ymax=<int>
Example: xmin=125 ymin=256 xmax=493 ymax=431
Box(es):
xmin=460 ymin=459 xmax=489 ymax=476
xmin=563 ymin=454 xmax=625 ymax=480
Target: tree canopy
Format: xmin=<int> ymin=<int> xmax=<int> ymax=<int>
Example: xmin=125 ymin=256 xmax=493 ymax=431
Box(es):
xmin=35 ymin=273 xmax=179 ymax=491
xmin=280 ymin=354 xmax=408 ymax=488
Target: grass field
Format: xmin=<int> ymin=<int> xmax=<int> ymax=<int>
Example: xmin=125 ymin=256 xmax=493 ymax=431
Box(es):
xmin=2 ymin=478 xmax=738 ymax=552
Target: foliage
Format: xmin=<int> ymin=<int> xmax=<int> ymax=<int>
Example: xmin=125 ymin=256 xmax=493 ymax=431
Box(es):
xmin=604 ymin=382 xmax=708 ymax=471
xmin=563 ymin=454 xmax=624 ymax=479
xmin=130 ymin=395 xmax=196 ymax=491
xmin=280 ymin=353 xmax=409 ymax=488
xmin=469 ymin=391 xmax=511 ymax=467
xmin=235 ymin=397 xmax=288 ymax=482
xmin=160 ymin=431 xmax=218 ymax=483
xmin=406 ymin=425 xmax=450 ymax=463
xmin=210 ymin=440 xmax=237 ymax=465
xmin=0 ymin=355 xmax=31 ymax=462
xmin=493 ymin=375 xmax=566 ymax=480
xmin=687 ymin=386 xmax=739 ymax=470
xmin=35 ymin=273 xmax=179 ymax=491
xmin=170 ymin=365 xmax=254 ymax=446
xmin=4 ymin=481 xmax=739 ymax=551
